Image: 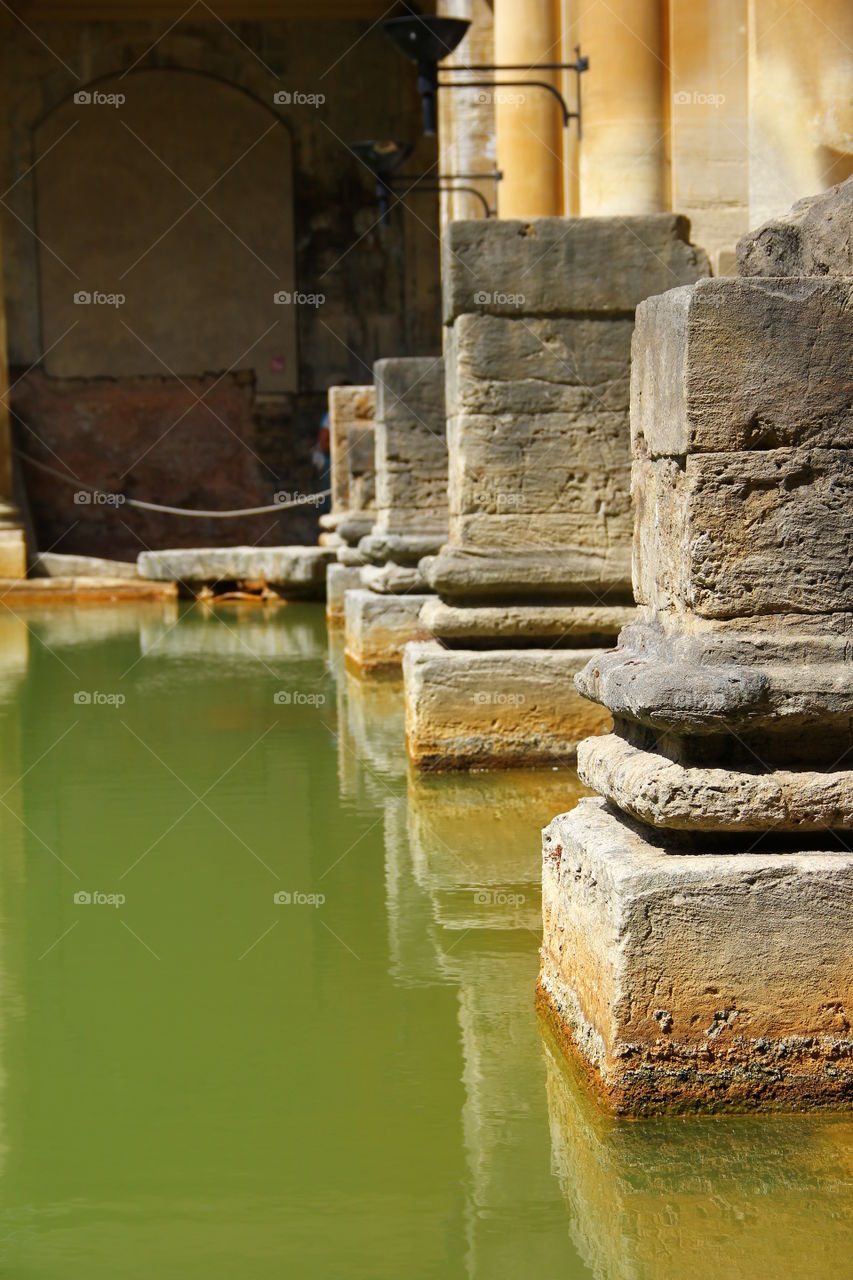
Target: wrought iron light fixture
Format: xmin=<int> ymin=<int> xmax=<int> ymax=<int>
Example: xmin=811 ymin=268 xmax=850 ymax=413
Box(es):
xmin=383 ymin=15 xmax=589 ymax=138
xmin=351 ymin=139 xmax=502 ymax=221
xmin=383 ymin=16 xmax=471 ymax=136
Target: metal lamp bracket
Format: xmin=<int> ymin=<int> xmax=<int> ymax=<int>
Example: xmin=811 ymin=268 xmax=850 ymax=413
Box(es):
xmin=438 ymin=47 xmax=588 ymax=138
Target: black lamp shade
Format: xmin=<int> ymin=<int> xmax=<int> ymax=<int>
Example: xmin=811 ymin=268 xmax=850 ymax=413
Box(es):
xmin=382 ymin=16 xmax=470 ymax=65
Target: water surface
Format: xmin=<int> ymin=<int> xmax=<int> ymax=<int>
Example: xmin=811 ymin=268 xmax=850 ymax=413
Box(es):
xmin=0 ymin=602 xmax=849 ymax=1278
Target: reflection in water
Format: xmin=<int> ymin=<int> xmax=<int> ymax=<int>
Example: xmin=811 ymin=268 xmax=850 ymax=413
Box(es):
xmin=542 ymin=1023 xmax=853 ymax=1280
xmin=0 ymin=601 xmax=850 ymax=1278
xmin=400 ymin=770 xmax=590 ymax=1276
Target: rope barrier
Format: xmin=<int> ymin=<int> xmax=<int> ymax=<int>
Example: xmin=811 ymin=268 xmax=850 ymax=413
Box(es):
xmin=16 ymin=451 xmax=330 ymax=518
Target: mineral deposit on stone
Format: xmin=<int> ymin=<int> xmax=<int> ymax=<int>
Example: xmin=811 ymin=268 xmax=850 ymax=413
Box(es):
xmin=539 ymin=183 xmax=853 ymax=1113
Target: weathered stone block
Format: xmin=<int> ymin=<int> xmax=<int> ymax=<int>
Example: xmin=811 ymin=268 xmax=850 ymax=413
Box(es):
xmin=539 ymin=797 xmax=853 ymax=1114
xmin=443 ymin=216 xmax=710 ymax=322
xmin=633 ymin=446 xmax=853 ymax=619
xmin=327 ymin=384 xmax=375 ymax=519
xmin=631 ymin=278 xmax=853 ymax=458
xmin=137 ymin=545 xmax=334 ymax=595
xmin=422 ymin=546 xmax=632 ymax=601
xmin=446 ymin=313 xmax=634 ymax=419
xmin=372 ymin=356 xmax=448 ymax=536
xmin=737 ymin=175 xmax=853 ymax=278
xmin=578 ymin=733 xmax=853 ymax=832
xmin=421 ymin=599 xmax=634 ymax=646
xmin=326 ymin=562 xmax=362 ymax=624
xmin=404 ymin=642 xmax=612 ymax=770
xmin=344 ymin=589 xmax=433 ymax=672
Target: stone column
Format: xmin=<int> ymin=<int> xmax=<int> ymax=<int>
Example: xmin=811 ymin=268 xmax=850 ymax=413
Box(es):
xmin=578 ymin=0 xmax=667 ymax=216
xmin=748 ymin=0 xmax=853 ymax=229
xmin=494 ymin=0 xmax=564 ymax=218
xmin=437 ymin=0 xmax=497 ymax=231
xmin=344 ymin=357 xmax=447 ymax=673
xmin=539 ymin=179 xmax=853 ymax=1113
xmin=323 ymin=385 xmax=377 ymax=624
xmin=404 ymin=215 xmax=708 ymax=770
xmin=668 ymin=0 xmax=750 ymax=272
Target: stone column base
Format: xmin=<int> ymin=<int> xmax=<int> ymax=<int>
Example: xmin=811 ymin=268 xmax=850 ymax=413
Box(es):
xmin=326 ymin=563 xmax=363 ymax=625
xmin=343 ymin=588 xmax=433 ymax=673
xmin=403 ymin=641 xmax=612 ymax=771
xmin=0 ymin=528 xmax=27 ymax=580
xmin=539 ymin=796 xmax=853 ymax=1114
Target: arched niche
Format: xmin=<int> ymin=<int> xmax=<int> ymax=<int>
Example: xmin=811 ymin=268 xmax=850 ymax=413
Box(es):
xmin=34 ymin=68 xmax=296 ymax=392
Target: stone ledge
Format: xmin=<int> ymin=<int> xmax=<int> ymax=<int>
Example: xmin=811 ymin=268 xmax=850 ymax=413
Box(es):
xmin=358 ymin=532 xmax=445 ymax=566
xmin=344 ymin=589 xmax=433 ymax=673
xmin=539 ymin=796 xmax=853 ymax=1114
xmin=578 ymin=733 xmax=853 ymax=832
xmin=420 ymin=598 xmax=633 ymax=646
xmin=137 ymin=546 xmax=334 ymax=594
xmin=403 ymin=641 xmax=612 ymax=771
xmin=422 ymin=546 xmax=632 ymax=601
xmin=360 ymin=563 xmax=425 ymax=594
xmin=443 ymin=216 xmax=710 ymax=322
xmin=575 ymin=621 xmax=853 ymax=732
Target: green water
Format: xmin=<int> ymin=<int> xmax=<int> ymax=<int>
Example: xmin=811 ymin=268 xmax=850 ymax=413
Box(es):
xmin=0 ymin=601 xmax=850 ymax=1279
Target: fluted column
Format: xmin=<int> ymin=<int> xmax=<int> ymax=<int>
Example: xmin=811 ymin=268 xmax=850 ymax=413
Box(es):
xmin=579 ymin=0 xmax=667 ymax=215
xmin=494 ymin=0 xmax=564 ymax=217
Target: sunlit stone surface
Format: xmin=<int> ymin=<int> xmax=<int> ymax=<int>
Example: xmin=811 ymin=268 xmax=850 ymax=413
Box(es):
xmin=539 ymin=183 xmax=853 ymax=1113
xmin=323 ymin=384 xmax=376 ymax=623
xmin=406 ymin=216 xmax=709 ymax=769
xmin=344 ymin=357 xmax=447 ymax=672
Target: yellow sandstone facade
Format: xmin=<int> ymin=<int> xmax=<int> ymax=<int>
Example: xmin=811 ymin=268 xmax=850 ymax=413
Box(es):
xmin=438 ymin=0 xmax=853 ymax=272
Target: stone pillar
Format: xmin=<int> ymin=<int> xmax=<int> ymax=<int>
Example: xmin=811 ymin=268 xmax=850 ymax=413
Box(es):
xmin=323 ymin=384 xmax=376 ymax=625
xmin=578 ymin=0 xmax=667 ymax=216
xmin=668 ymin=0 xmax=750 ymax=272
xmin=539 ymin=179 xmax=853 ymax=1113
xmin=344 ymin=357 xmax=447 ymax=673
xmin=0 ymin=238 xmax=27 ymax=579
xmin=494 ymin=0 xmax=564 ymax=218
xmin=437 ymin=0 xmax=497 ymax=232
xmin=404 ymin=215 xmax=709 ymax=769
xmin=748 ymin=0 xmax=853 ymax=229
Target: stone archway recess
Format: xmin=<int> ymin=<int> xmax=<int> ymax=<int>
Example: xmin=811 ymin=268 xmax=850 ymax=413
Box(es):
xmin=34 ymin=67 xmax=296 ymax=393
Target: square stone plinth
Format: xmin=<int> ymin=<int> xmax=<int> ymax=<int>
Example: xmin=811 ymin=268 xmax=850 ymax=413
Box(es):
xmin=539 ymin=797 xmax=853 ymax=1114
xmin=404 ymin=642 xmax=612 ymax=771
xmin=631 ymin=278 xmax=853 ymax=620
xmin=344 ymin=588 xmax=433 ymax=673
xmin=326 ymin=563 xmax=362 ymax=624
xmin=137 ymin=546 xmax=335 ymax=596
